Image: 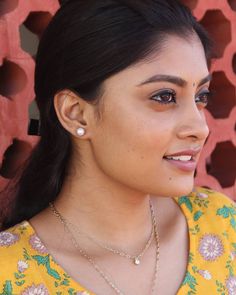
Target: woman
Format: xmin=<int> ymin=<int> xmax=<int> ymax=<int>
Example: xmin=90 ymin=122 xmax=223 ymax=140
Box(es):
xmin=0 ymin=0 xmax=235 ymax=294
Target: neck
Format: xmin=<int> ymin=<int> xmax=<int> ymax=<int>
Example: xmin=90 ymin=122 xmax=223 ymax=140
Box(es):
xmin=54 ymin=169 xmax=153 ymax=250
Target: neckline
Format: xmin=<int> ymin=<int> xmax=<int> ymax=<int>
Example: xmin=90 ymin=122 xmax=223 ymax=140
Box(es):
xmin=23 ymin=195 xmax=195 ymax=294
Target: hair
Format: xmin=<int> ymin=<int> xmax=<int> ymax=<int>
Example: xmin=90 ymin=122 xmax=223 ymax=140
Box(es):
xmin=1 ymin=0 xmax=212 ymax=229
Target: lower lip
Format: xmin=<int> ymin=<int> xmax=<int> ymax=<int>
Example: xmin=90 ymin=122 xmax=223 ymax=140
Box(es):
xmin=164 ymin=158 xmax=197 ymax=172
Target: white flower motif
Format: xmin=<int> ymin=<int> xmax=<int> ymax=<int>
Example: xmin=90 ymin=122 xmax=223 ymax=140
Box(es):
xmin=21 ymin=283 xmax=49 ymax=295
xmin=198 ymin=269 xmax=212 ymax=280
xmin=198 ymin=234 xmax=224 ymax=261
xmin=230 ymin=251 xmax=236 ymax=261
xmin=21 ymin=221 xmax=29 ymax=227
xmin=197 ymin=192 xmax=208 ymax=199
xmin=0 ymin=231 xmax=19 ymax=247
xmin=29 ymin=234 xmax=48 ymax=254
xmin=226 ymin=276 xmax=236 ymax=295
xmin=17 ymin=260 xmax=28 ymax=273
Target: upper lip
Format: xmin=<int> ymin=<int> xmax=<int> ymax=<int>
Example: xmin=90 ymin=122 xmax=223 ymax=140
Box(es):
xmin=164 ymin=148 xmax=202 ymax=160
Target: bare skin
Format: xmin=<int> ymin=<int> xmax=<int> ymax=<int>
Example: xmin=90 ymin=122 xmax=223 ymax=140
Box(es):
xmin=30 ymin=34 xmax=210 ymax=294
xmin=30 ymin=196 xmax=189 ymax=295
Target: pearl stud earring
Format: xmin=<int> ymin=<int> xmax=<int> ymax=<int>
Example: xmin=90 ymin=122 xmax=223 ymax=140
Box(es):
xmin=76 ymin=127 xmax=86 ymax=137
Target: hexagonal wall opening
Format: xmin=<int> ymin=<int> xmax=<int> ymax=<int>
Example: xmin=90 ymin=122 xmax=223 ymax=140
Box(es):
xmin=0 ymin=59 xmax=27 ymax=99
xmin=0 ymin=139 xmax=32 ymax=179
xmin=0 ymin=0 xmax=18 ymax=16
xmin=206 ymin=141 xmax=236 ymax=188
xmin=200 ymin=10 xmax=231 ymax=58
xmin=20 ymin=11 xmax=52 ymax=57
xmin=20 ymin=25 xmax=39 ymax=57
xmin=227 ymin=0 xmax=236 ymax=10
xmin=207 ymin=71 xmax=235 ymax=119
xmin=233 ymin=53 xmax=236 ymax=74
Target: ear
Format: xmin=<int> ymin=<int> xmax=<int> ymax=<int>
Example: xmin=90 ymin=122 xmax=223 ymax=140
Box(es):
xmin=53 ymin=89 xmax=92 ymax=139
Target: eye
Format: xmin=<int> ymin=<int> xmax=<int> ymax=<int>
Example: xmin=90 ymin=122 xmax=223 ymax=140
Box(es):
xmin=195 ymin=90 xmax=212 ymax=106
xmin=150 ymin=89 xmax=176 ymax=104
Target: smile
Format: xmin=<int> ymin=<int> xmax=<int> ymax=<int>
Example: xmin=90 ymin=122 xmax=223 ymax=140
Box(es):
xmin=164 ymin=155 xmax=192 ymax=161
xmin=163 ymin=156 xmax=197 ymax=172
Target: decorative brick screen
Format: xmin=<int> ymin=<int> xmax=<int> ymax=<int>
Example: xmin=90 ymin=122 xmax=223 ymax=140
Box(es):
xmin=0 ymin=0 xmax=235 ymax=200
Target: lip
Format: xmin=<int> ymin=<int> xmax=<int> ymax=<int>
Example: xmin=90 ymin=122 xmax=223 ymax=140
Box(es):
xmin=164 ymin=148 xmax=202 ymax=161
xmin=163 ymin=157 xmax=197 ymax=172
xmin=163 ymin=148 xmax=202 ymax=172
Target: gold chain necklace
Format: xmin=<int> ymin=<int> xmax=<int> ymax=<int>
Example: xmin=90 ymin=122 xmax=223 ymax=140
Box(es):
xmin=49 ymin=200 xmax=160 ymax=294
xmin=65 ymin=206 xmax=155 ymax=265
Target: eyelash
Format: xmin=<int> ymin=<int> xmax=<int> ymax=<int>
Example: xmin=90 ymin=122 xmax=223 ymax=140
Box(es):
xmin=150 ymin=89 xmax=212 ymax=106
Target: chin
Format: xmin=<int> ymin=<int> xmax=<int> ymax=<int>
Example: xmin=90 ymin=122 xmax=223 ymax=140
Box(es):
xmin=170 ymin=177 xmax=195 ymax=197
xmin=152 ymin=175 xmax=195 ymax=198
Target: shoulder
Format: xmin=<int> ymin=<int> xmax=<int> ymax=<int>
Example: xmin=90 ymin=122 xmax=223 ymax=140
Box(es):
xmin=174 ymin=188 xmax=236 ymax=293
xmin=0 ymin=219 xmax=50 ymax=264
xmin=193 ymin=186 xmax=235 ymax=206
xmin=177 ymin=186 xmax=235 ymax=213
xmin=0 ymin=220 xmax=62 ymax=293
xmin=0 ymin=221 xmax=33 ymax=281
xmin=176 ymin=186 xmax=236 ymax=235
xmin=191 ymin=186 xmax=236 ymax=215
xmin=0 ymin=220 xmax=31 ymax=254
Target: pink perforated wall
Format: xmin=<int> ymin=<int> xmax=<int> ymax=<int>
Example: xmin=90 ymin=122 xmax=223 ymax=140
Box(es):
xmin=0 ymin=0 xmax=235 ymax=200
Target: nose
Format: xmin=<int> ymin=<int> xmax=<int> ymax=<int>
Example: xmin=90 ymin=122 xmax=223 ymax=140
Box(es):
xmin=177 ymin=102 xmax=210 ymax=142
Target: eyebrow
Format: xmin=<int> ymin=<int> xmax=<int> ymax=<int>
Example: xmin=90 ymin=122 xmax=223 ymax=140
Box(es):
xmin=137 ymin=74 xmax=212 ymax=87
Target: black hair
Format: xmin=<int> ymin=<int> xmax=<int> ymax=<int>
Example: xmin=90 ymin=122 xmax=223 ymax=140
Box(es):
xmin=1 ymin=0 xmax=212 ymax=229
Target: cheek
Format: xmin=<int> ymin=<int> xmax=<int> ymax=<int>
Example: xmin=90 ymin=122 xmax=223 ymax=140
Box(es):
xmin=91 ymin=106 xmax=194 ymax=197
xmin=91 ymin=106 xmax=174 ymax=183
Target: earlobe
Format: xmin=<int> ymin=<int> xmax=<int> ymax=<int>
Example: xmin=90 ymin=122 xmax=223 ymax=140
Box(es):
xmin=76 ymin=127 xmax=86 ymax=137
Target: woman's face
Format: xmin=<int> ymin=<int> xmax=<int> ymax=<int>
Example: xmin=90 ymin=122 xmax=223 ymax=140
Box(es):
xmin=89 ymin=34 xmax=210 ymax=197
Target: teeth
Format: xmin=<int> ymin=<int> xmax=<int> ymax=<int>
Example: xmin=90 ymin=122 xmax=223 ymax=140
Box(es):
xmin=165 ymin=155 xmax=192 ymax=161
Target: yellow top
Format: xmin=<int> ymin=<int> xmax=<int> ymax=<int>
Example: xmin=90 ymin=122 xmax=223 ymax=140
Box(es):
xmin=0 ymin=187 xmax=235 ymax=295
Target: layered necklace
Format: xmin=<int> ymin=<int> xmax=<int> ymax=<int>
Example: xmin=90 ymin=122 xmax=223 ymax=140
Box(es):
xmin=49 ymin=198 xmax=160 ymax=294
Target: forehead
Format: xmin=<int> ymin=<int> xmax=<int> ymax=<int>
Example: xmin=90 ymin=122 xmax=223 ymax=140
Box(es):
xmin=106 ymin=34 xmax=209 ymax=88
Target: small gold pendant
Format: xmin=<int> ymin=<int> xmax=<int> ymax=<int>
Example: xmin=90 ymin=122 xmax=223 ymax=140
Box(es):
xmin=134 ymin=257 xmax=140 ymax=265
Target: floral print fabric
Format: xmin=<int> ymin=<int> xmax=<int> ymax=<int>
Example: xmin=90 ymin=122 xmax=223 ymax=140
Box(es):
xmin=0 ymin=187 xmax=235 ymax=294
xmin=174 ymin=188 xmax=236 ymax=295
